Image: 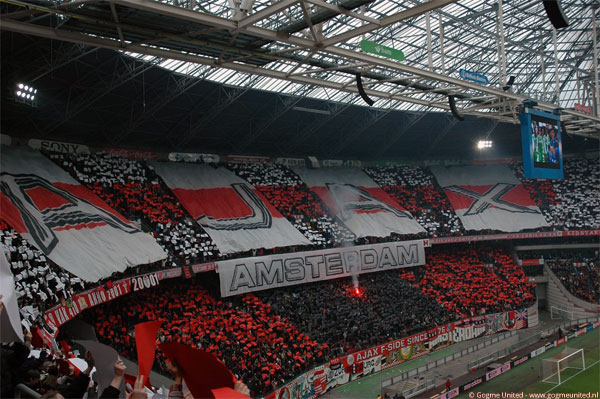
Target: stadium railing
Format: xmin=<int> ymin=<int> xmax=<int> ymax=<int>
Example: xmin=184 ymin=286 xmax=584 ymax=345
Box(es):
xmin=14 ymin=383 xmax=41 ymax=399
xmin=466 ymin=316 xmax=599 ymax=372
xmin=382 ymin=379 xmax=436 ymax=398
xmin=380 ymin=330 xmax=517 ymax=389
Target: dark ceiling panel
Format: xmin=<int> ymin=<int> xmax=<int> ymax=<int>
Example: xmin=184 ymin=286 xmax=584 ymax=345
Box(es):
xmin=1 ymin=32 xmax=591 ymax=160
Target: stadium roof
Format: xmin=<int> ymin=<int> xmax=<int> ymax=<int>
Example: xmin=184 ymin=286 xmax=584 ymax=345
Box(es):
xmin=1 ymin=0 xmax=598 ymax=157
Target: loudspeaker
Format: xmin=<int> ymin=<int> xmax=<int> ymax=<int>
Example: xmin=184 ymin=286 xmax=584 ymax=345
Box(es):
xmin=356 ymin=74 xmax=375 ymax=106
xmin=448 ymin=96 xmax=464 ymax=121
xmin=542 ymin=0 xmax=569 ymax=29
xmin=503 ymin=75 xmax=516 ymax=91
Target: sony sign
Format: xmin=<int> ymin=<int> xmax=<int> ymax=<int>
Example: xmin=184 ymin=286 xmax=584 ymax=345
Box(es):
xmin=218 ymin=239 xmax=425 ymax=297
xmin=29 ymin=139 xmax=90 ymax=154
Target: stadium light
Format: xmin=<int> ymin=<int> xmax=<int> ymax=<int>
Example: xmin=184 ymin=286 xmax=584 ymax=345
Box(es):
xmin=15 ymin=82 xmax=38 ymax=107
xmin=477 ymin=140 xmax=492 ymax=149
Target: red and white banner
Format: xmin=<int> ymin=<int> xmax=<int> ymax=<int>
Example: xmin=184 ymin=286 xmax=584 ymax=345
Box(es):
xmin=44 ymin=279 xmax=132 ymax=329
xmin=44 ymin=269 xmax=177 ymax=329
xmin=519 ymin=259 xmax=544 ymax=266
xmin=0 ymin=147 xmax=166 ymax=282
xmin=192 ymin=262 xmax=217 ymax=273
xmin=105 ymin=147 xmax=158 ymax=160
xmin=431 ymin=165 xmax=549 ymax=232
xmin=150 ymin=162 xmax=311 ymax=254
xmin=430 ymin=230 xmax=600 ymax=244
xmin=294 ymin=168 xmax=425 ymax=237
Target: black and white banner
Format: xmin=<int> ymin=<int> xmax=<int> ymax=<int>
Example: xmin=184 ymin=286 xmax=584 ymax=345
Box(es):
xmin=218 ymin=239 xmax=425 ymax=297
xmin=431 ymin=165 xmax=549 ymax=232
xmin=0 ymin=147 xmax=166 ymax=282
xmin=294 ymin=167 xmax=425 ymax=238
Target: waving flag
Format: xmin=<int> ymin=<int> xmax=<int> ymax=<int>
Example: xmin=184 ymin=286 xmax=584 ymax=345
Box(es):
xmin=0 ymin=147 xmax=167 ymax=282
xmin=150 ymin=162 xmax=311 ymax=254
xmin=431 ymin=165 xmax=548 ymax=232
xmin=293 ymin=168 xmax=425 ymax=238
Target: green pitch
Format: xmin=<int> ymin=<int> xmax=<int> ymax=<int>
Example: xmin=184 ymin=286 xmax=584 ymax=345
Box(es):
xmin=456 ymin=328 xmax=599 ymax=398
xmin=553 ymin=362 xmax=599 ymax=394
xmin=324 ymin=328 xmax=599 ymax=399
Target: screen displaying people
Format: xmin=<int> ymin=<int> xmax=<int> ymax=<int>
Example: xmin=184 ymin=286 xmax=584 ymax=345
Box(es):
xmin=531 ymin=117 xmax=561 ymax=169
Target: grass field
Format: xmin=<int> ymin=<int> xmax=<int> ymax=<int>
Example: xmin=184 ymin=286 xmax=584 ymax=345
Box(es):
xmin=456 ymin=328 xmax=599 ymax=398
xmin=325 ymin=327 xmax=599 ymax=399
xmin=552 ymin=362 xmax=600 ymax=394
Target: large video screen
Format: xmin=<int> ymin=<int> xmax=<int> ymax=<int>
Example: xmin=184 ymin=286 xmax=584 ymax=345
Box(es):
xmin=520 ymin=109 xmax=564 ymax=179
xmin=530 ymin=115 xmax=561 ymax=169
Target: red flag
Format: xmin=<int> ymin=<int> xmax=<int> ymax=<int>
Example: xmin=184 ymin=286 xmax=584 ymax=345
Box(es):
xmin=134 ymin=320 xmax=163 ymax=381
xmin=60 ymin=340 xmax=72 ymax=356
xmin=159 ymin=341 xmax=236 ymax=399
xmin=30 ymin=327 xmax=44 ymax=348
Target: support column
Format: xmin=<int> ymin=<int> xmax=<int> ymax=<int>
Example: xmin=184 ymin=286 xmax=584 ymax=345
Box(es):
xmin=497 ymin=0 xmax=507 ymax=87
xmin=438 ymin=12 xmax=446 ymax=75
xmin=426 ymin=11 xmax=433 ymax=72
xmin=592 ymin=7 xmax=599 ymax=115
xmin=540 ymin=40 xmax=547 ymax=100
xmin=553 ymin=27 xmax=560 ymax=106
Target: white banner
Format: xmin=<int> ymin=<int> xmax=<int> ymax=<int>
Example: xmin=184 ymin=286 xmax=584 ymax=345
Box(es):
xmin=218 ymin=239 xmax=425 ymax=297
xmin=0 ymin=249 xmax=24 ymax=342
xmin=431 ymin=165 xmax=549 ymax=232
xmin=168 ymin=152 xmax=220 ymax=163
xmin=150 ymin=162 xmax=311 ymax=254
xmin=294 ymin=167 xmax=425 ymax=238
xmin=28 ymin=139 xmax=90 ymax=154
xmin=0 ymin=147 xmax=167 ymax=282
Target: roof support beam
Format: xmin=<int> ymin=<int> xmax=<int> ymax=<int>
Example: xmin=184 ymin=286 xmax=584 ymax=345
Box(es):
xmin=321 ymin=0 xmax=458 ymax=47
xmin=2 ymin=5 xmax=599 ymax=134
xmin=109 ymin=2 xmax=126 ymax=46
xmin=237 ymin=0 xmax=297 ymax=29
xmin=303 ymin=0 xmax=379 ymax=25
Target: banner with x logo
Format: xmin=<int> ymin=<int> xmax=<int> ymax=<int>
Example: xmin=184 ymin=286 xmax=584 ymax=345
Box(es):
xmin=431 ymin=165 xmax=549 ymax=232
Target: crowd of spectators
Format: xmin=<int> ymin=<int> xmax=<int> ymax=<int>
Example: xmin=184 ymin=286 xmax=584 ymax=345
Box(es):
xmin=530 ymin=248 xmax=600 ymax=304
xmin=227 ymin=162 xmax=356 ymax=247
xmin=87 ymin=272 xmax=456 ymax=396
xmin=547 ymin=258 xmax=597 ymax=303
xmin=85 ymin=244 xmax=538 ymax=396
xmin=89 ymin=277 xmax=328 ymax=397
xmin=0 ymin=223 xmax=86 ymax=328
xmin=399 ymin=245 xmax=536 ymax=317
xmin=3 ymin=150 xmax=596 ymax=399
xmin=513 ymin=158 xmax=600 ymax=230
xmin=47 ymin=151 xmax=220 ymax=267
xmin=363 ymin=165 xmax=464 ymax=237
xmin=1 ymin=331 xmax=97 ymax=399
xmin=257 ymin=271 xmax=453 ymax=357
xmin=548 ymin=158 xmax=600 ymax=230
xmin=0 ymin=323 xmax=244 ymax=399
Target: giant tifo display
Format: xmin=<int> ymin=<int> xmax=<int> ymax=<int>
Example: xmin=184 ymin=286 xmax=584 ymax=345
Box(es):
xmin=1 ymin=145 xmax=598 ymax=399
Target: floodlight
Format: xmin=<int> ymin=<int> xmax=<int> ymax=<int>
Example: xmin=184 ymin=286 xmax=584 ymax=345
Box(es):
xmin=477 ymin=140 xmax=492 ymax=149
xmin=14 ymin=82 xmax=38 ymax=107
